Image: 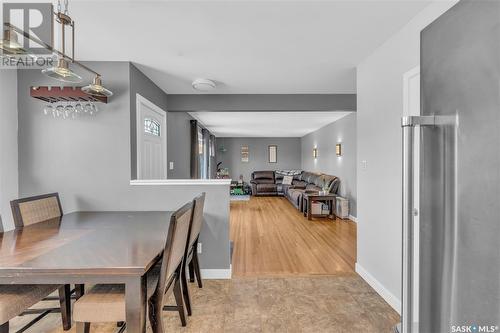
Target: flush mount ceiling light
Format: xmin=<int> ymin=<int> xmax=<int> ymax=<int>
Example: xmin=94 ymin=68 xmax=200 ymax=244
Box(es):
xmin=82 ymin=75 xmax=113 ymax=97
xmin=42 ymin=58 xmax=82 ymax=83
xmin=192 ymin=78 xmax=216 ymax=91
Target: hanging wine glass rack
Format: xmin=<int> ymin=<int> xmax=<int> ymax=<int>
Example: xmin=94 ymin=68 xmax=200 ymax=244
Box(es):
xmin=30 ymin=86 xmax=108 ymax=104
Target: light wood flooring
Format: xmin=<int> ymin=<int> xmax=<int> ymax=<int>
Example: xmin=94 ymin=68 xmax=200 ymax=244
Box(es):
xmin=9 ymin=276 xmax=399 ymax=333
xmin=230 ymin=196 xmax=357 ymax=277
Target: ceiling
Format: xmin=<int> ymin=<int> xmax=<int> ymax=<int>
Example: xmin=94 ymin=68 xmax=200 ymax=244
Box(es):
xmin=63 ymin=0 xmax=432 ymax=94
xmin=189 ymin=111 xmax=353 ymax=137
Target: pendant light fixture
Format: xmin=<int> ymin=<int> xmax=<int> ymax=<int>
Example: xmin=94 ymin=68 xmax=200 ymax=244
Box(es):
xmin=0 ymin=29 xmax=40 ymax=61
xmin=42 ymin=57 xmax=83 ymax=82
xmin=82 ymin=75 xmax=113 ymax=97
xmin=4 ymin=0 xmax=113 ymax=98
xmin=41 ymin=1 xmax=82 ymax=83
xmin=0 ymin=28 xmax=27 ymax=54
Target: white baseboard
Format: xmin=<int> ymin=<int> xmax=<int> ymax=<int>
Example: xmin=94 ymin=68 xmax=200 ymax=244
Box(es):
xmin=201 ymin=265 xmax=232 ymax=279
xmin=348 ymin=215 xmax=357 ymax=223
xmin=355 ymin=263 xmax=401 ymax=314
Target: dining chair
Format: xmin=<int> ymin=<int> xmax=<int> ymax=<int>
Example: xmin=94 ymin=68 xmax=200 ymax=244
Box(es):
xmin=10 ymin=192 xmax=64 ymax=228
xmin=8 ymin=192 xmax=81 ymax=331
xmin=0 ymin=284 xmax=70 ymax=333
xmin=180 ymin=192 xmax=206 ymax=316
xmin=73 ymin=201 xmax=194 ymax=333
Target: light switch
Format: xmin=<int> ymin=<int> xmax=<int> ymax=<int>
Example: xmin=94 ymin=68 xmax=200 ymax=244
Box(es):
xmin=361 ymin=160 xmax=368 ymax=169
xmin=169 ymin=161 xmax=174 ymax=170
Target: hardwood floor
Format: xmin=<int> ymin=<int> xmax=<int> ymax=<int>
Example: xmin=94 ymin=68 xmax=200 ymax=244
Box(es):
xmin=230 ymin=196 xmax=357 ymax=277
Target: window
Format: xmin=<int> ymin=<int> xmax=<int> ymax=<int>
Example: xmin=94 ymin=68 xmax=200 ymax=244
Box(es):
xmin=144 ymin=118 xmax=160 ymax=136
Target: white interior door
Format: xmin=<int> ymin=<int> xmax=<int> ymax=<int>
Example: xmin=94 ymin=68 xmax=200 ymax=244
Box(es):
xmin=403 ymin=66 xmax=420 ymax=328
xmin=136 ymin=94 xmax=167 ymax=180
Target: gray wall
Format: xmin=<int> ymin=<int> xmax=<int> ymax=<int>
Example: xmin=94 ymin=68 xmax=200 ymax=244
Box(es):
xmin=17 ymin=62 xmax=230 ymax=270
xmin=129 ymin=64 xmax=168 ymax=180
xmin=167 ymin=111 xmax=194 ymax=179
xmin=301 ymin=113 xmax=357 ymax=217
xmin=217 ymin=137 xmax=301 ymax=182
xmin=0 ymin=69 xmax=19 ymax=231
xmin=356 ymin=1 xmax=457 ymax=309
xmin=129 ymin=64 xmax=193 ymax=180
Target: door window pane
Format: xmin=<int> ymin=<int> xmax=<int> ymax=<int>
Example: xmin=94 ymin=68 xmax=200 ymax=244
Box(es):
xmin=144 ymin=118 xmax=160 ymax=136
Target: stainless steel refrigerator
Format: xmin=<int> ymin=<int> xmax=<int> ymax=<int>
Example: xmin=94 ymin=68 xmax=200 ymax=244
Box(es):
xmin=398 ymin=1 xmax=500 ymax=332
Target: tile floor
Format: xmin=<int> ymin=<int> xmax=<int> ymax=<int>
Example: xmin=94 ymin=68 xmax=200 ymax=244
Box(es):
xmin=10 ymin=274 xmax=399 ymax=333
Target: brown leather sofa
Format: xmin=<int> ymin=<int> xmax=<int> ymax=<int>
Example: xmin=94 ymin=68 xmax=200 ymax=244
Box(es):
xmin=250 ymin=170 xmax=339 ymax=212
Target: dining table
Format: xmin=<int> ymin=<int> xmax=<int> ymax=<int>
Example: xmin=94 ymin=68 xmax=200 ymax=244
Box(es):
xmin=0 ymin=211 xmax=173 ymax=333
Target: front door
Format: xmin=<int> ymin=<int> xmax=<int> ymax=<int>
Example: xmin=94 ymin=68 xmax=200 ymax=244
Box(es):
xmin=136 ymin=94 xmax=167 ymax=180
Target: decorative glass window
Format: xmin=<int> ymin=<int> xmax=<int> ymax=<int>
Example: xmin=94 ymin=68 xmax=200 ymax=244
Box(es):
xmin=144 ymin=118 xmax=160 ymax=136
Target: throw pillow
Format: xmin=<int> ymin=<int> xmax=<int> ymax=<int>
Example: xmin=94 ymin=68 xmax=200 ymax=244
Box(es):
xmin=282 ymin=175 xmax=293 ymax=185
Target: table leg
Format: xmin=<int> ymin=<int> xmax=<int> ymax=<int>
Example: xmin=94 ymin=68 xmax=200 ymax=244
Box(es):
xmin=75 ymin=284 xmax=85 ymax=299
xmin=332 ymin=198 xmax=337 ymax=220
xmin=58 ymin=284 xmax=71 ymax=330
xmin=307 ymin=200 xmax=312 ymax=220
xmin=302 ymin=198 xmax=306 ymax=216
xmin=126 ymin=275 xmax=147 ymax=333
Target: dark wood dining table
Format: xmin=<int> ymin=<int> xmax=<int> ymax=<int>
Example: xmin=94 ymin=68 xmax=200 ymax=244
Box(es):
xmin=0 ymin=211 xmax=173 ymax=333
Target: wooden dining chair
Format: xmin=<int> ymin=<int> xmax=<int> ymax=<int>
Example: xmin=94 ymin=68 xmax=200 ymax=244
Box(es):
xmin=73 ymin=201 xmax=194 ymax=333
xmin=10 ymin=192 xmax=64 ymax=228
xmin=0 ymin=284 xmax=70 ymax=333
xmin=8 ymin=192 xmax=79 ymax=331
xmin=180 ymin=192 xmax=206 ymax=316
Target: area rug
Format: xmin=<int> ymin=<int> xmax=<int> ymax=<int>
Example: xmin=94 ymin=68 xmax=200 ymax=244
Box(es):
xmin=230 ymin=195 xmax=250 ymax=201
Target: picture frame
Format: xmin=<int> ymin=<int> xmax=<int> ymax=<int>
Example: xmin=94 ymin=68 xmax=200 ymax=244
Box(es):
xmin=268 ymin=145 xmax=277 ymax=163
xmin=241 ymin=145 xmax=249 ymax=163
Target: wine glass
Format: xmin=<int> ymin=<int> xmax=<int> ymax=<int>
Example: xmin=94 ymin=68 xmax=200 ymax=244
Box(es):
xmin=55 ymin=104 xmax=64 ymax=118
xmin=43 ymin=105 xmax=53 ymax=116
xmin=84 ymin=103 xmax=92 ymax=114
xmin=64 ymin=104 xmax=74 ymax=118
xmin=75 ymin=103 xmax=83 ymax=114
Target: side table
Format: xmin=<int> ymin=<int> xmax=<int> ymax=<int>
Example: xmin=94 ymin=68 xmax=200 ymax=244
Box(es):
xmin=302 ymin=192 xmax=337 ymax=221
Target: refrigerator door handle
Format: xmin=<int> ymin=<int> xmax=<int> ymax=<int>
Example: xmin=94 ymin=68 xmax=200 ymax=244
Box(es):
xmin=399 ymin=115 xmax=436 ymax=333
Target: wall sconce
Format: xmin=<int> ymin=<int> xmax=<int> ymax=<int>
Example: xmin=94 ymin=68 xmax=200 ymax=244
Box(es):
xmin=336 ymin=143 xmax=342 ymax=157
xmin=313 ymin=148 xmax=318 ymax=159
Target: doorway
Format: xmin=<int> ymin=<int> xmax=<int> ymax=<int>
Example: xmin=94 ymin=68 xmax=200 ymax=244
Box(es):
xmin=136 ymin=94 xmax=167 ymax=180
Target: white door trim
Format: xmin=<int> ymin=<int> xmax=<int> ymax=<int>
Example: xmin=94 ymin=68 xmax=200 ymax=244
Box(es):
xmin=136 ymin=93 xmax=168 ymax=180
xmin=403 ymin=66 xmax=420 ymax=116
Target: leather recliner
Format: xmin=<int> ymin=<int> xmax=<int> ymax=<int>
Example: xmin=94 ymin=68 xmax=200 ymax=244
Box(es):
xmin=250 ymin=171 xmax=278 ymax=196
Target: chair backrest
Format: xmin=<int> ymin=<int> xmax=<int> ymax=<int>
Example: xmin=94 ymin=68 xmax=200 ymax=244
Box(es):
xmin=10 ymin=193 xmax=63 ymax=228
xmin=187 ymin=193 xmax=206 ymax=250
xmin=156 ymin=201 xmax=193 ymax=299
